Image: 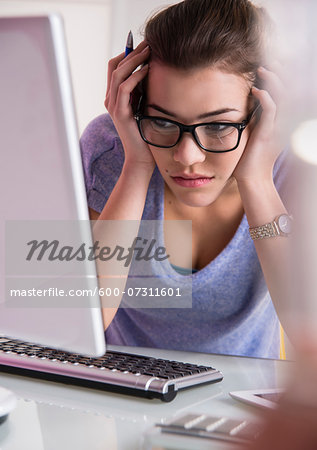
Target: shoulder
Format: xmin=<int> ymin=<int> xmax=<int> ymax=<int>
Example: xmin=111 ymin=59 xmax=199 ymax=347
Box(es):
xmin=80 ymin=113 xmax=124 ymax=187
xmin=273 ymin=146 xmax=292 ymax=208
xmin=81 ymin=113 xmax=119 ymax=143
xmin=80 ymin=114 xmax=122 ymax=168
xmin=80 ymin=114 xmax=125 ymax=212
xmin=273 ymin=147 xmax=290 ymax=194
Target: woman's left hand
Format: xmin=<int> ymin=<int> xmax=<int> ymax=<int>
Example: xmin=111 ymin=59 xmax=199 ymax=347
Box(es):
xmin=233 ymin=66 xmax=286 ymax=185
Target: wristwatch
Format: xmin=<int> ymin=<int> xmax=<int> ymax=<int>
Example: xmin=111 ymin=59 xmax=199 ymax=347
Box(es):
xmin=249 ymin=214 xmax=293 ymax=240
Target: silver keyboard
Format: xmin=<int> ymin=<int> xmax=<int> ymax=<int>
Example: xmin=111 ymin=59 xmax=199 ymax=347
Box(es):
xmin=0 ymin=337 xmax=223 ymax=402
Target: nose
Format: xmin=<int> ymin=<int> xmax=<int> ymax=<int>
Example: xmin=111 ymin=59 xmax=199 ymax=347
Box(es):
xmin=173 ymin=134 xmax=206 ymax=166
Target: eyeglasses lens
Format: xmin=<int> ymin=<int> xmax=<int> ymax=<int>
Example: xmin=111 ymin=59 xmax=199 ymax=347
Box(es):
xmin=140 ymin=118 xmax=180 ymax=147
xmin=195 ymin=124 xmax=239 ymax=151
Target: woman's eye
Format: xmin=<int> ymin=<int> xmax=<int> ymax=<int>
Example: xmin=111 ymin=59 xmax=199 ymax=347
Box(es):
xmin=203 ymin=123 xmax=235 ymax=137
xmin=152 ymin=119 xmax=174 ymax=129
xmin=205 ymin=124 xmax=227 ymax=132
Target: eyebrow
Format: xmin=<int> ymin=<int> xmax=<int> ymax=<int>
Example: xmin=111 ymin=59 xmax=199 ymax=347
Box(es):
xmin=146 ymin=103 xmax=240 ymax=119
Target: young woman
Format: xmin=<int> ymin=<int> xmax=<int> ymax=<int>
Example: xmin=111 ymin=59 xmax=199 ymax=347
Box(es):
xmin=80 ymin=0 xmax=291 ymax=358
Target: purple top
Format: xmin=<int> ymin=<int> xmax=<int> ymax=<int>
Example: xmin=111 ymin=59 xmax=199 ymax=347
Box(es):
xmin=80 ymin=113 xmax=290 ymax=358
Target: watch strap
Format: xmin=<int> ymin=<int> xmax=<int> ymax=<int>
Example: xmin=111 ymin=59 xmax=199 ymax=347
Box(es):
xmin=249 ymin=221 xmax=280 ymax=240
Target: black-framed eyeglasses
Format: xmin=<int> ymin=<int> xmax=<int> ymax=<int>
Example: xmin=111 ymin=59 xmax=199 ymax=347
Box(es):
xmin=134 ymin=108 xmax=257 ymax=153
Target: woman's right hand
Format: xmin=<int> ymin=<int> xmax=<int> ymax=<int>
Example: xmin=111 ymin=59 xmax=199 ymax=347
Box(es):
xmin=105 ymin=41 xmax=155 ymax=170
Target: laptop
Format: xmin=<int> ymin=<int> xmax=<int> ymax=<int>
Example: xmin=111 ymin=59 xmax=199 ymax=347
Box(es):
xmin=0 ymin=15 xmax=223 ymax=402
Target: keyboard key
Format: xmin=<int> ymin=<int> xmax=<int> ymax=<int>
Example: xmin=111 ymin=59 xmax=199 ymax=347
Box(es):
xmin=214 ymin=418 xmax=243 ymax=434
xmin=191 ymin=416 xmax=226 ymax=431
xmin=233 ymin=422 xmax=263 ymax=440
xmin=168 ymin=414 xmax=203 ymax=428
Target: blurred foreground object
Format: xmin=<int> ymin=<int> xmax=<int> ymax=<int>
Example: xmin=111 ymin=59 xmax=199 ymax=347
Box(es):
xmin=247 ymin=119 xmax=317 ymax=449
xmin=247 ymin=338 xmax=317 ymax=450
xmin=287 ymin=119 xmax=317 ymax=339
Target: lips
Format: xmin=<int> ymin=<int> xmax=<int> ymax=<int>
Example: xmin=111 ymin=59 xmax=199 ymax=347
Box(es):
xmin=171 ymin=173 xmax=210 ymax=179
xmin=171 ymin=174 xmax=214 ymax=188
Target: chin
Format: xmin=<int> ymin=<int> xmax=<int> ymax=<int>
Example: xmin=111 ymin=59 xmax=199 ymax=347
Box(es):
xmin=177 ymin=191 xmax=220 ymax=208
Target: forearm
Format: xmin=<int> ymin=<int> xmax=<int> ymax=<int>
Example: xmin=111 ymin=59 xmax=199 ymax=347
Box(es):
xmin=94 ymin=162 xmax=154 ymax=329
xmin=237 ymin=178 xmax=292 ymax=337
xmin=98 ymin=161 xmax=154 ymax=221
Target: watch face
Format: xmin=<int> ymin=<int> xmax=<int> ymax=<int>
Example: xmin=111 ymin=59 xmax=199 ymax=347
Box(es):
xmin=278 ymin=214 xmax=292 ymax=234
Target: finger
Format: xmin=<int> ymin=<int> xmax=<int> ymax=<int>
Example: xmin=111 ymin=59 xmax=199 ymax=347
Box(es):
xmin=251 ymin=86 xmax=276 ymax=138
xmin=106 ymin=51 xmax=125 ymax=98
xmin=105 ymin=42 xmax=148 ymax=98
xmin=257 ymin=66 xmax=285 ymax=104
xmin=115 ymin=65 xmax=149 ymax=116
xmin=116 ymin=45 xmax=150 ymax=73
xmin=117 ymin=40 xmax=148 ymax=67
xmin=108 ymin=46 xmax=150 ymax=110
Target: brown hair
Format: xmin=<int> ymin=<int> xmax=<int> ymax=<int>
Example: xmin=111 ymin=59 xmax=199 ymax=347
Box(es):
xmin=144 ymin=0 xmax=273 ymax=83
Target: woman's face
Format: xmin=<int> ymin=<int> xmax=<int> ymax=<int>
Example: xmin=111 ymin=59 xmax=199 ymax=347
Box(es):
xmin=145 ymin=62 xmax=253 ymax=207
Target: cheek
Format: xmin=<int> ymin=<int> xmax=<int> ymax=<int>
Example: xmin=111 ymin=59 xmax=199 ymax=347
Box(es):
xmin=228 ymin=127 xmax=250 ymax=167
xmin=149 ymin=147 xmax=172 ymax=170
xmin=208 ymin=143 xmax=246 ymax=176
xmin=214 ymin=155 xmax=241 ymax=177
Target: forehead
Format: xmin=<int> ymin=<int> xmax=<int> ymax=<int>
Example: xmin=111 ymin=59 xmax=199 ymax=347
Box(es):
xmin=146 ymin=62 xmax=251 ymax=120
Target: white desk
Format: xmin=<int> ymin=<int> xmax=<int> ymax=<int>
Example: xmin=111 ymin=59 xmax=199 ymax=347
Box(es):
xmin=0 ymin=346 xmax=291 ymax=450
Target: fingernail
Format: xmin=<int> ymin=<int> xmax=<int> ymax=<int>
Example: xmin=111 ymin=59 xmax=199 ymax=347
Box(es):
xmin=142 ymin=45 xmax=150 ymax=53
xmin=252 ymin=86 xmax=259 ymax=92
xmin=258 ymin=66 xmax=270 ymax=73
xmin=141 ymin=64 xmax=149 ymax=70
